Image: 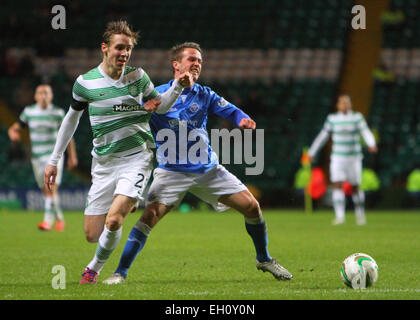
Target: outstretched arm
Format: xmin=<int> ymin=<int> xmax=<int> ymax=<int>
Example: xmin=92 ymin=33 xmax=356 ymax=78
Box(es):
xmin=155 ymin=73 xmax=193 ymax=114
xmin=307 ymin=116 xmax=332 ymax=161
xmin=143 ymin=73 xmax=194 ymax=114
xmin=358 ymin=116 xmax=377 ymax=153
xmin=66 ymin=138 xmax=78 ymax=169
xmin=208 ymin=90 xmax=254 ymax=128
xmin=45 ymin=107 xmax=83 ymax=190
xmin=308 ymin=129 xmax=330 ymax=160
xmin=48 ymin=107 xmax=83 ymax=166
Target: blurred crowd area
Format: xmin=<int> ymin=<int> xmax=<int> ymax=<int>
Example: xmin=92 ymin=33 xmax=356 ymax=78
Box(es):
xmin=1 ymin=0 xmax=419 ymax=207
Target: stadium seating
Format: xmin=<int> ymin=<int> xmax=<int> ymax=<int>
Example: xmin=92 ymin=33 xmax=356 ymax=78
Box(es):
xmin=0 ymin=0 xmax=354 ymax=204
xmin=382 ymin=0 xmax=420 ymax=48
xmin=3 ymin=0 xmax=353 ymax=49
xmin=369 ymin=81 xmax=420 ymax=187
xmin=367 ymin=0 xmax=420 ymax=187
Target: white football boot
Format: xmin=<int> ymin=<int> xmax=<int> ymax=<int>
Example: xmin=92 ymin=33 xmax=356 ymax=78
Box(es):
xmin=103 ymin=273 xmax=126 ymax=285
xmin=256 ymin=258 xmax=293 ymax=280
xmin=356 ymin=216 xmax=366 ymax=226
xmin=355 ymin=211 xmax=366 ymax=225
xmin=332 ymin=217 xmax=345 ymax=225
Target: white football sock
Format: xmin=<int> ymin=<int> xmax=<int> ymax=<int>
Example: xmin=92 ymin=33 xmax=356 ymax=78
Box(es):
xmin=53 ymin=195 xmax=64 ymax=221
xmin=352 ymin=189 xmax=366 ymax=224
xmin=87 ymin=226 xmax=122 ymax=273
xmin=332 ymin=189 xmax=346 ymax=221
xmin=44 ymin=196 xmax=55 ymax=225
xmin=134 ymin=220 xmax=152 ymax=236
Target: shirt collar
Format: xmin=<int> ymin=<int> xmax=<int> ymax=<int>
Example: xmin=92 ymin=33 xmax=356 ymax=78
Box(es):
xmin=98 ymin=63 xmax=125 ymax=84
xmin=338 ymin=110 xmax=353 ymax=115
xmin=36 ymin=103 xmax=52 ymax=110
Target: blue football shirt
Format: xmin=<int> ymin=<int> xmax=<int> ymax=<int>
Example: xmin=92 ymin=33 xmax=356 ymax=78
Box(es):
xmin=150 ymin=80 xmax=250 ymax=174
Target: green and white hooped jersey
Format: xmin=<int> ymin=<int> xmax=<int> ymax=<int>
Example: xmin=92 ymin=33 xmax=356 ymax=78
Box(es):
xmin=19 ymin=104 xmax=65 ymax=160
xmin=72 ymin=65 xmax=159 ymax=159
xmin=309 ymin=111 xmax=376 ymax=161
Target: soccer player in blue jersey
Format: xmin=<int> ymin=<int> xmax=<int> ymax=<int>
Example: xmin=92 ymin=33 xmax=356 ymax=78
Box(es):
xmin=103 ymin=42 xmax=292 ymax=284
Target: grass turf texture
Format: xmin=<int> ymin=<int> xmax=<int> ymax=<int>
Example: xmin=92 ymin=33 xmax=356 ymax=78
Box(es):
xmin=0 ymin=209 xmax=419 ymax=300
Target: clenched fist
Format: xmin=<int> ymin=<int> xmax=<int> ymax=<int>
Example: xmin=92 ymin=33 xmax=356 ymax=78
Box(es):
xmin=238 ymin=118 xmax=256 ymax=130
xmin=177 ymin=71 xmax=194 ymax=87
xmin=144 ymin=98 xmax=162 ymax=112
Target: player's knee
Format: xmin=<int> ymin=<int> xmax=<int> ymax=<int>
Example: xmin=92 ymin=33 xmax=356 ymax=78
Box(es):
xmin=106 ymin=216 xmax=123 ymax=231
xmin=243 ymin=196 xmax=261 ymax=218
xmin=85 ymin=231 xmax=100 ymax=243
xmin=141 ymin=206 xmax=159 ymax=225
xmin=250 ymin=199 xmax=261 ymax=217
xmin=140 ymin=203 xmax=169 ymax=227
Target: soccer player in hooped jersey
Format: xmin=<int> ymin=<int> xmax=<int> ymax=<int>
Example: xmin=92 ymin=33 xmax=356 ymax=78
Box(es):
xmin=307 ymin=94 xmax=377 ymax=225
xmin=44 ymin=21 xmax=193 ymax=284
xmin=103 ymin=42 xmax=293 ymax=285
xmin=8 ymin=84 xmax=78 ymax=231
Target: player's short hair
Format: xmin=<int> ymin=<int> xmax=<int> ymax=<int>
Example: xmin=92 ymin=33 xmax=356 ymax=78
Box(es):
xmin=37 ymin=83 xmax=52 ymax=88
xmin=102 ymin=20 xmax=139 ymax=46
xmin=35 ymin=84 xmax=53 ymax=93
xmin=338 ymin=93 xmax=351 ymax=100
xmin=170 ymin=42 xmax=202 ymax=62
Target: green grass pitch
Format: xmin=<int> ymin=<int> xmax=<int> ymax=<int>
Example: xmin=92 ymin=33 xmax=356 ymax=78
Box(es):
xmin=0 ymin=209 xmax=419 ymax=300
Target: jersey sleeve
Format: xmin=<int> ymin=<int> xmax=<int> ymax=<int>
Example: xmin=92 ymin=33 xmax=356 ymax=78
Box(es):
xmin=58 ymin=108 xmax=65 ymax=120
xmin=308 ymin=116 xmax=332 ymax=158
xmin=71 ymin=76 xmax=89 ymax=111
xmin=356 ymin=113 xmax=369 ymax=131
xmin=207 ymin=88 xmax=250 ymax=126
xmin=18 ymin=107 xmax=28 ymax=127
xmin=139 ymin=69 xmax=159 ymax=103
xmin=57 ymin=108 xmax=66 ymax=126
xmin=48 ymin=107 xmax=83 ymax=166
xmin=323 ymin=116 xmax=333 ymax=133
xmin=357 ymin=113 xmax=376 ymax=148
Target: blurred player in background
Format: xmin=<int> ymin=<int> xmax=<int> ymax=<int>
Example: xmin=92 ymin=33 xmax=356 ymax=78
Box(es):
xmin=8 ymin=84 xmax=78 ymax=231
xmin=103 ymin=42 xmax=293 ymax=285
xmin=307 ymin=94 xmax=377 ymax=225
xmin=44 ymin=21 xmax=193 ymax=284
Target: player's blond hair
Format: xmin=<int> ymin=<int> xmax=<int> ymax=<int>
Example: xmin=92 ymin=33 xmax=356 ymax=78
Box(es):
xmin=102 ymin=20 xmax=139 ymax=46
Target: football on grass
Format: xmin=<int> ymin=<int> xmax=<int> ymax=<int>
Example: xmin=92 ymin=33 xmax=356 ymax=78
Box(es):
xmin=340 ymin=253 xmax=378 ymax=289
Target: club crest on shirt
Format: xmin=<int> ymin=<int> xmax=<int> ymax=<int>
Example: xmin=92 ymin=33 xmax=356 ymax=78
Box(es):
xmin=217 ymin=97 xmax=228 ymax=107
xmin=128 ymin=83 xmax=139 ymax=97
xmin=189 ymin=102 xmax=200 ymax=113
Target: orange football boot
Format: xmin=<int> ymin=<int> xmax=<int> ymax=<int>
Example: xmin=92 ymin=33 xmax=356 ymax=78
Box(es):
xmin=38 ymin=221 xmax=52 ymax=231
xmin=55 ymin=220 xmax=65 ymax=232
xmin=79 ymin=268 xmax=98 ymax=284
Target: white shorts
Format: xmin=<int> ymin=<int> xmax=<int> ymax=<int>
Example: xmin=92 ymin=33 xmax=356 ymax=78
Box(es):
xmin=330 ymin=159 xmax=362 ymax=185
xmin=84 ymin=150 xmax=154 ymax=216
xmin=32 ymin=156 xmax=64 ymax=189
xmin=146 ymin=165 xmax=248 ymax=212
